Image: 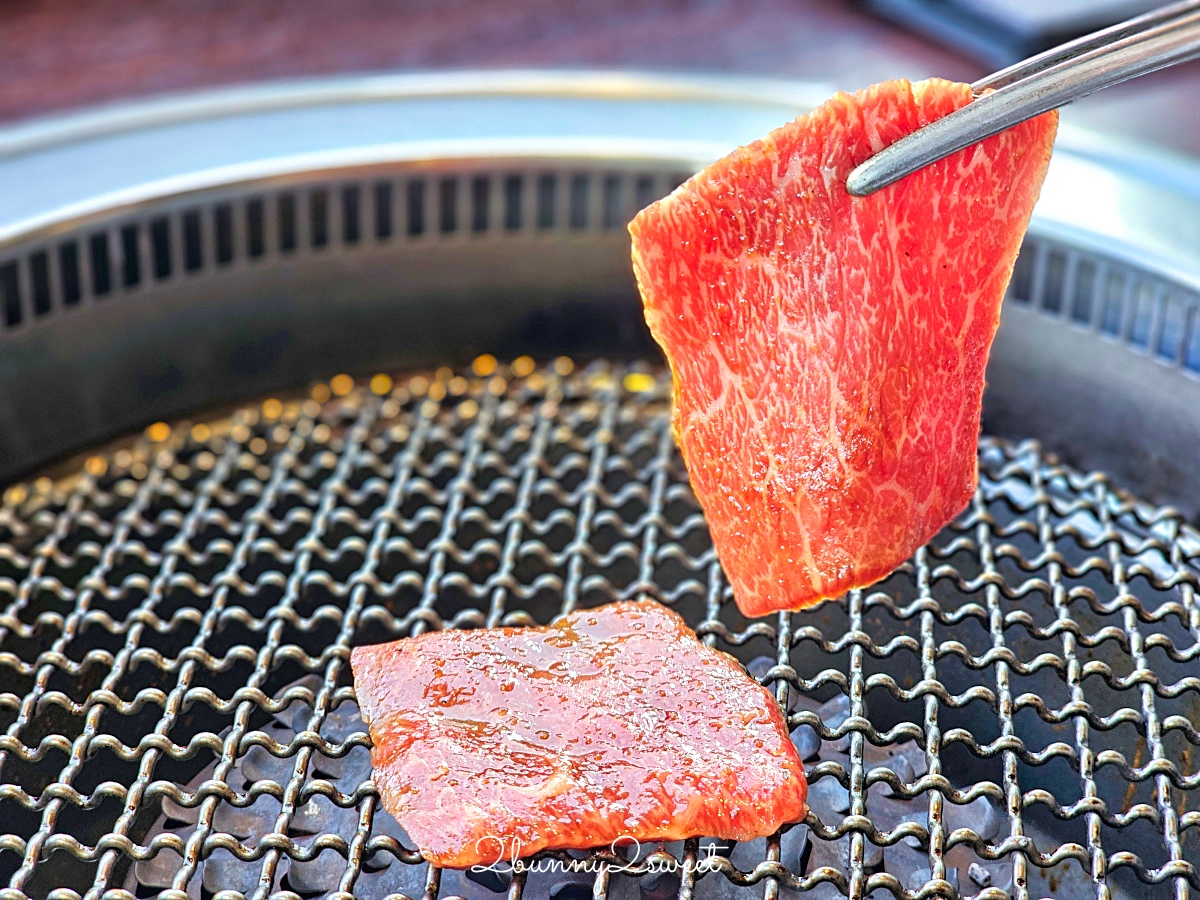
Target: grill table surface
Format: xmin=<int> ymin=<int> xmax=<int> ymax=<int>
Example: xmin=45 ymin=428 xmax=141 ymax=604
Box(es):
xmin=0 ymin=360 xmax=1196 ymax=900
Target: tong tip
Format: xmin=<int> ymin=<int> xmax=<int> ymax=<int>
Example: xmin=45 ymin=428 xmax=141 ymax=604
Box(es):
xmin=845 ymin=160 xmax=886 ymax=197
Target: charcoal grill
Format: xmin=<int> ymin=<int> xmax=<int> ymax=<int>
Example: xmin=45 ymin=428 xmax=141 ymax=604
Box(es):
xmin=0 ymin=72 xmax=1197 ymax=900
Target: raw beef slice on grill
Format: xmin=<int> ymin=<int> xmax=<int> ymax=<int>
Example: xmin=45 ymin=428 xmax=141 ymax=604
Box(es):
xmin=630 ymin=78 xmax=1057 ymax=616
xmin=350 ymin=600 xmax=807 ymax=868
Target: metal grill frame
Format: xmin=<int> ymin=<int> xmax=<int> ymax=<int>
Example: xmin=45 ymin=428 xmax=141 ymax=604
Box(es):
xmin=1 ymin=360 xmax=1197 ymax=900
xmin=1 ymin=72 xmax=1200 ymax=518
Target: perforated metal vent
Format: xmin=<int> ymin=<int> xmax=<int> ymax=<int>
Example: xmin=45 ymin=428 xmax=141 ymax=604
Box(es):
xmin=0 ymin=168 xmax=686 ymax=332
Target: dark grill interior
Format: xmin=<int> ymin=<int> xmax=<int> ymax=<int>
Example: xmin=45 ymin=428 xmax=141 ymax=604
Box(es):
xmin=0 ymin=358 xmax=1197 ymax=900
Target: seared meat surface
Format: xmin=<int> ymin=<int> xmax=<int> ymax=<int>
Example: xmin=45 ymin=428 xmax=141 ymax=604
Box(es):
xmin=351 ymin=600 xmax=807 ymax=867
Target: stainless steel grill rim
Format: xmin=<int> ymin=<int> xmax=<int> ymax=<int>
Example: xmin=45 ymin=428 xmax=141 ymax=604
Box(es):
xmin=2 ymin=72 xmax=1200 ymax=517
xmin=0 ymin=359 xmax=1197 ymax=900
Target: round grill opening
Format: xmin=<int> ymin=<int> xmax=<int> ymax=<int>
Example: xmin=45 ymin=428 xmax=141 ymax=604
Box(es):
xmin=1 ymin=72 xmax=1199 ymax=900
xmin=1 ymin=360 xmax=1196 ymax=900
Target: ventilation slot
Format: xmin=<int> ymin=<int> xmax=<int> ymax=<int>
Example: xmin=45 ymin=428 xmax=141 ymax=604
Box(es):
xmin=310 ymin=190 xmax=329 ymax=248
xmin=1158 ymin=294 xmax=1188 ymax=363
xmin=537 ymin=175 xmax=556 ymax=229
xmin=30 ymin=251 xmax=51 ymax=317
xmin=1101 ymin=270 xmax=1125 ymax=335
xmin=1071 ymin=259 xmax=1096 ymax=324
xmin=1 ymin=262 xmax=20 ymax=328
xmin=183 ymin=209 xmax=204 ymax=272
xmin=278 ymin=193 xmax=297 ymax=253
xmin=1185 ymin=306 xmax=1200 ymax=373
xmin=215 ymin=204 xmax=235 ymax=265
xmin=89 ymin=232 xmax=112 ymax=296
xmin=59 ymin=242 xmax=81 ymax=306
xmin=1128 ymin=282 xmax=1157 ymax=348
xmin=569 ymin=175 xmax=588 ymax=229
xmin=635 ymin=175 xmax=656 ymax=212
xmin=374 ymin=182 xmax=393 ymax=240
xmin=472 ymin=176 xmax=489 ymax=233
xmin=246 ymin=198 xmax=266 ymax=259
xmin=439 ymin=178 xmax=457 ymax=234
xmin=121 ymin=224 xmax=141 ymax=288
xmin=1041 ymin=249 xmax=1067 ymax=313
xmin=602 ymin=176 xmax=622 ymax=229
xmin=342 ymin=185 xmax=361 ymax=245
xmin=504 ymin=176 xmax=522 ymax=231
xmin=151 ymin=217 xmax=171 ymax=280
xmin=408 ymin=180 xmax=426 ymax=236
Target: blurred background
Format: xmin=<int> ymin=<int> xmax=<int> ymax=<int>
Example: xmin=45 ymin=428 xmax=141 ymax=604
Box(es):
xmin=1 ymin=0 xmax=1197 ymax=156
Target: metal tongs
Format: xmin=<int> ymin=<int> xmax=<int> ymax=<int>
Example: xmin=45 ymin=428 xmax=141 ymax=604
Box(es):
xmin=846 ymin=0 xmax=1200 ymax=196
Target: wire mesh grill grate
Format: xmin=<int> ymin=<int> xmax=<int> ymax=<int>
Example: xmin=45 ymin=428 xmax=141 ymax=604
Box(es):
xmin=0 ymin=359 xmax=1197 ymax=900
